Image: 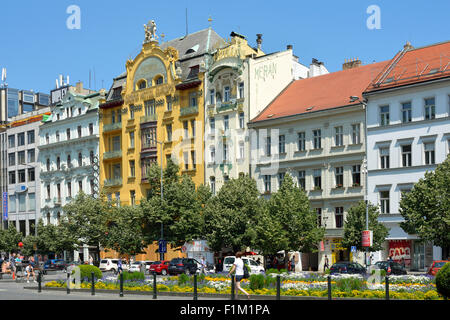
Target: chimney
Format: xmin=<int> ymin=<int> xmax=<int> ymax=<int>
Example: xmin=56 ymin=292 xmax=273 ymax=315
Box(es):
xmin=76 ymin=81 xmax=84 ymax=93
xmin=256 ymin=34 xmax=263 ymax=50
xmin=342 ymin=58 xmax=362 ymax=70
xmin=404 ymin=41 xmax=414 ymax=51
xmin=287 ymin=44 xmax=293 ymax=50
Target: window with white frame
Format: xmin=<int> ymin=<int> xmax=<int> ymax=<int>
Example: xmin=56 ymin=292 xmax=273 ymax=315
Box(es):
xmin=313 ymin=129 xmax=321 ymax=149
xmin=298 ymin=171 xmax=305 ymax=190
xmin=352 ymin=124 xmax=361 ymax=144
xmin=352 ymin=165 xmax=361 ymax=186
xmin=239 ymin=82 xmax=244 ymax=99
xmin=380 ymin=105 xmax=390 ymax=126
xmin=279 ymin=135 xmax=286 ymax=154
xmin=224 ymin=115 xmax=229 ymax=131
xmin=223 ymin=143 xmax=229 ymax=162
xmin=210 ymin=117 xmax=215 ymax=132
xmin=264 ymin=175 xmax=271 ymax=193
xmin=298 ymin=132 xmax=306 ymax=151
xmin=313 ymin=169 xmax=322 ymax=190
xmin=401 ymin=144 xmax=412 ymax=167
xmin=210 ymin=177 xmax=216 ymax=195
xmin=239 ymin=141 xmax=244 ymax=159
xmin=183 ymin=121 xmax=189 ymax=138
xmin=183 ymin=152 xmax=189 ymax=170
xmin=335 ymin=167 xmax=343 ymax=188
xmin=334 ymin=126 xmax=343 ymax=146
xmin=380 ymin=191 xmax=390 ymax=214
xmin=380 ymin=147 xmax=390 ymax=169
xmin=191 ymin=120 xmax=196 ymax=137
xmin=402 ymin=102 xmax=412 ymax=123
xmin=209 ymin=89 xmax=215 ymax=105
xmin=210 ymin=146 xmax=216 ymax=163
xmin=266 ymin=136 xmax=271 ymax=156
xmin=335 ymin=207 xmax=344 ymax=228
xmin=239 ymin=112 xmax=244 ymax=129
xmin=224 ymin=86 xmax=230 ymax=102
xmin=189 ymin=92 xmax=198 ymax=107
xmin=424 ymin=142 xmax=435 ymax=165
xmin=424 ymin=98 xmax=435 ymax=120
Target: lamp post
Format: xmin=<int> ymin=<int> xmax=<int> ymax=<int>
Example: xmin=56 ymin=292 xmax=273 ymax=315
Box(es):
xmin=350 ymin=96 xmax=370 ymax=268
xmin=151 ymin=138 xmax=165 ymax=261
xmin=22 ymin=163 xmax=38 ymax=265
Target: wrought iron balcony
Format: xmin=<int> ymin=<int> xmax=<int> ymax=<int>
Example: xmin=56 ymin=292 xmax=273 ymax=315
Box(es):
xmin=103 ymin=150 xmax=122 ymax=160
xmin=180 ymin=106 xmax=199 ymax=117
xmin=140 ymin=114 xmax=157 ymax=123
xmin=104 ymin=178 xmax=123 ymax=187
xmin=216 ymin=101 xmax=237 ymax=113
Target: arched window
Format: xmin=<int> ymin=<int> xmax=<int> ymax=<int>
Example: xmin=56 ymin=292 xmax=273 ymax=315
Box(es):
xmin=137 ymin=80 xmax=147 ymax=90
xmin=154 ymin=76 xmax=163 ymax=85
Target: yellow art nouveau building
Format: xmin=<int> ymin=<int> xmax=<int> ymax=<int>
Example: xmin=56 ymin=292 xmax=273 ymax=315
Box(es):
xmin=98 ymin=25 xmax=224 ymax=260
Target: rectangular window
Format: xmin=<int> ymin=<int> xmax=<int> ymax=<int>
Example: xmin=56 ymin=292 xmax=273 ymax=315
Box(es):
xmin=8 ymin=153 xmax=15 ymax=166
xmin=313 ymin=129 xmax=321 ymax=149
xmin=145 ymin=100 xmax=156 ymax=116
xmin=130 ymin=191 xmax=136 ymax=207
xmin=66 ymin=128 xmax=71 ymax=140
xmin=166 ymin=96 xmax=172 ymax=111
xmin=224 ymin=115 xmax=229 ymax=131
xmin=18 ymin=151 xmax=25 ymax=165
xmin=335 ymin=167 xmax=343 ymax=188
xmin=68 ymin=182 xmax=72 ymax=197
xmin=18 ymin=133 xmax=25 ymax=146
xmin=28 ymin=168 xmax=35 ymax=182
xmin=239 ymin=82 xmax=244 ymax=99
xmin=313 ymin=169 xmax=322 ymax=190
xmin=166 ymin=124 xmax=172 ymax=141
xmin=183 ymin=121 xmax=189 ymax=138
xmin=424 ymin=98 xmax=435 ymax=120
xmin=112 ymin=136 xmax=121 ymax=151
xmin=380 ymin=148 xmax=390 ymax=169
xmin=47 ymin=185 xmax=51 ymax=199
xmin=335 ymin=207 xmax=344 ymax=228
xmin=424 ymin=142 xmax=435 ymax=165
xmin=380 ymin=105 xmax=390 ymax=126
xmin=129 ymin=160 xmax=135 ymax=177
xmin=266 ymin=137 xmax=271 ymax=156
xmin=184 ymin=152 xmax=189 ymax=170
xmin=8 ymin=171 xmax=16 ymax=184
xmin=239 ymin=112 xmax=245 ymax=129
xmin=210 ymin=177 xmax=216 ymax=195
xmin=297 ymin=132 xmax=306 ymax=151
xmin=89 ymin=123 xmax=94 ymax=135
xmin=380 ymin=191 xmax=390 ymax=214
xmin=278 ymin=172 xmax=285 ymax=187
xmin=8 ymin=135 xmax=15 ymax=148
xmin=223 ymin=143 xmax=229 ymax=162
xmin=224 ymin=86 xmax=230 ymax=102
xmin=191 ymin=120 xmax=196 ymax=138
xmin=298 ymin=171 xmax=305 ymax=190
xmin=18 ymin=169 xmax=26 ymax=183
xmin=28 ymin=193 xmax=35 ymax=211
xmin=352 ymin=165 xmax=361 ymax=186
xmin=77 ymin=125 xmax=82 ymax=138
xmin=210 ymin=146 xmax=216 ymax=163
xmin=279 ymin=135 xmax=286 ymax=154
xmin=264 ymin=175 xmax=271 ymax=193
xmin=115 ymin=192 xmax=120 ymax=207
xmin=210 ymin=117 xmax=215 ymax=132
xmin=402 ymin=144 xmax=412 ymax=167
xmin=189 ymin=92 xmax=198 ymax=107
xmin=27 ymin=149 xmax=35 ymax=163
xmin=334 ymin=126 xmax=343 ymax=146
xmin=9 ymin=195 xmax=16 ymax=213
xmin=352 ymin=124 xmax=361 ymax=144
xmin=191 ymin=151 xmax=196 ymax=169
xmin=402 ymin=102 xmax=412 ymax=123
xmin=27 ymin=130 xmax=35 ymax=144
xmin=239 ymin=141 xmax=244 ymax=159
xmin=209 ymin=89 xmax=215 ymax=105
xmin=316 ymin=208 xmax=322 ymax=227
xmin=129 ymin=106 xmax=135 ymax=119
xmin=18 ymin=194 xmax=26 ymax=212
xmin=129 ymin=131 xmax=135 ymax=148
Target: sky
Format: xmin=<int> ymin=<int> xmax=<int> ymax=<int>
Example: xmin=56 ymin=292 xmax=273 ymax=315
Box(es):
xmin=1 ymin=0 xmax=449 ymax=94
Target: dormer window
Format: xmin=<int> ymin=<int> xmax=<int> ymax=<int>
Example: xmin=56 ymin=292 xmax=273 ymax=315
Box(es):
xmin=185 ymin=44 xmax=199 ymax=54
xmin=137 ymin=80 xmax=147 ymax=90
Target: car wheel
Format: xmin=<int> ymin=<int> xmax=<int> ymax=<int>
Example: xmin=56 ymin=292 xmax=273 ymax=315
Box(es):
xmin=161 ymin=269 xmax=167 ymax=276
xmin=112 ymin=269 xmax=117 ymax=275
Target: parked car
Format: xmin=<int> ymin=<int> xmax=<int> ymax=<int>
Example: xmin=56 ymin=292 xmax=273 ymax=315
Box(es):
xmin=427 ymin=260 xmax=449 ymax=276
xmin=149 ymin=260 xmax=170 ymax=275
xmin=129 ymin=261 xmax=148 ymax=273
xmin=222 ymin=256 xmax=265 ymax=274
xmin=330 ymin=262 xmax=367 ymax=275
xmin=374 ymin=261 xmax=407 ymax=275
xmin=99 ymin=259 xmax=129 ymax=274
xmin=168 ymin=258 xmax=198 ymax=275
xmin=43 ymin=259 xmax=66 ymax=274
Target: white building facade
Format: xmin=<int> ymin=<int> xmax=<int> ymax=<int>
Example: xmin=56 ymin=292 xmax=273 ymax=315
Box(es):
xmin=364 ymin=41 xmax=450 ymax=270
xmin=38 ymin=90 xmax=104 ymax=261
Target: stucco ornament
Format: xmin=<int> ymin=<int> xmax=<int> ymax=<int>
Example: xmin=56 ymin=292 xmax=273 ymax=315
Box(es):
xmin=144 ymin=20 xmax=158 ymax=43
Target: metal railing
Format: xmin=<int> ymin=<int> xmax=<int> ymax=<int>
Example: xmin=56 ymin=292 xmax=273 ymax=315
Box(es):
xmin=103 ymin=122 xmax=122 ymax=132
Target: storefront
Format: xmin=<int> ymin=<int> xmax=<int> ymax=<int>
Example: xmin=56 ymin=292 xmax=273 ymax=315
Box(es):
xmin=388 ymin=240 xmax=411 ymax=267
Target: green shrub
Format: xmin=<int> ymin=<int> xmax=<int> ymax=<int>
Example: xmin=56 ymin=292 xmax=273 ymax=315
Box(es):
xmin=436 ymin=262 xmax=450 ymax=300
xmin=264 ymin=274 xmax=277 ymax=288
xmin=118 ymin=271 xmax=145 ymax=281
xmin=249 ymin=274 xmax=265 ymax=290
xmin=335 ymin=277 xmax=367 ymax=292
xmin=324 ymin=269 xmax=331 ymax=275
xmin=72 ymin=265 xmax=103 ymax=281
xmin=178 ymin=273 xmax=190 ymax=286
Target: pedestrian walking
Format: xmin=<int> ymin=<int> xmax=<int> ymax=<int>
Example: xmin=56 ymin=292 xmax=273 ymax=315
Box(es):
xmin=89 ymin=255 xmax=94 ymax=265
xmin=200 ymin=256 xmax=206 ymax=274
xmin=227 ymin=252 xmax=250 ymax=300
xmin=324 ymin=255 xmax=329 ymax=272
xmin=9 ymin=253 xmax=17 ymax=279
xmin=290 ymin=255 xmax=296 ymax=273
xmin=117 ymin=259 xmax=123 ymax=274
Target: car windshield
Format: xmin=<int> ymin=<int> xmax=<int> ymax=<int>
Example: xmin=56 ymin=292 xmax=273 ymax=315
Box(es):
xmin=435 ymin=262 xmax=448 ymax=268
xmin=224 ymin=257 xmax=235 ymax=264
xmin=171 ymin=259 xmax=182 ymax=264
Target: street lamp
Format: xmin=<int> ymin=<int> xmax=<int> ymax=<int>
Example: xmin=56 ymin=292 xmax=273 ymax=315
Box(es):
xmin=349 ymin=95 xmax=370 ymax=267
xmin=150 ymin=138 xmax=165 ymax=260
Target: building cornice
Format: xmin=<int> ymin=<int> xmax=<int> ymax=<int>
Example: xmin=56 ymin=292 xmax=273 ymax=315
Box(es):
xmin=38 ymin=135 xmax=99 ymax=150
xmin=368 ymin=116 xmax=450 ymax=132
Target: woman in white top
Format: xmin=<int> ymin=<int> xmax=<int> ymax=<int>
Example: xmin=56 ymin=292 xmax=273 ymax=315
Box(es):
xmin=227 ymin=251 xmax=250 ymax=299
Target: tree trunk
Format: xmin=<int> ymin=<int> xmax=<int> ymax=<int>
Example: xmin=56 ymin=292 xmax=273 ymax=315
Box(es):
xmin=284 ymin=250 xmax=288 ymax=271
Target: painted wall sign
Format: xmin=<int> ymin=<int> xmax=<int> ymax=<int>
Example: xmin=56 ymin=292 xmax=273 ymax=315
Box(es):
xmin=254 ymin=62 xmax=277 ymax=81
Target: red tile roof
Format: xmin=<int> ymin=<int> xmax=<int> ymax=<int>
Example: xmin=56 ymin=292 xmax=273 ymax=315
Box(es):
xmin=251 ymin=61 xmax=389 ymax=123
xmin=365 ymin=41 xmax=450 ymax=93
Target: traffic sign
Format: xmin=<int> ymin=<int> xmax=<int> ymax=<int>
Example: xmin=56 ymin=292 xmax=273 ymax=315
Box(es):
xmin=159 ymin=240 xmax=167 ymax=253
xmin=351 ymin=246 xmax=357 ymax=253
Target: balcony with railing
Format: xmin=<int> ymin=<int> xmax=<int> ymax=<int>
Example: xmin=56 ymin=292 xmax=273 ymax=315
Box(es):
xmin=103 ymin=122 xmax=122 ymax=133
xmin=180 ymin=106 xmax=199 ymax=117
xmin=53 ymin=197 xmax=62 ymax=206
xmin=103 ymin=150 xmax=122 ymax=160
xmin=140 ymin=114 xmax=157 ymax=124
xmin=104 ymin=178 xmax=123 ymax=187
xmin=216 ymin=101 xmax=237 ymax=113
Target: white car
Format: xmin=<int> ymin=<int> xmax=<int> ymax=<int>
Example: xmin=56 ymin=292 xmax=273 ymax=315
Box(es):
xmin=99 ymin=259 xmax=129 ymax=274
xmin=223 ymin=256 xmax=265 ymax=274
xmin=129 ymin=261 xmax=154 ymax=273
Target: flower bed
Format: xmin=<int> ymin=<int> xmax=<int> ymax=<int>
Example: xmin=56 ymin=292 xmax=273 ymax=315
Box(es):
xmin=43 ymin=273 xmax=442 ymax=300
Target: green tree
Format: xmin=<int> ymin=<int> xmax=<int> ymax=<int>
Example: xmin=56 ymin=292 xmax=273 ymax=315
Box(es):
xmin=0 ymin=225 xmax=23 ymax=253
xmin=399 ymin=155 xmax=450 ymax=252
xmin=256 ymin=173 xmax=325 ymax=265
xmin=342 ymin=201 xmax=389 ymax=252
xmin=203 ymin=175 xmax=262 ymax=252
xmin=62 ymin=192 xmax=114 ymax=260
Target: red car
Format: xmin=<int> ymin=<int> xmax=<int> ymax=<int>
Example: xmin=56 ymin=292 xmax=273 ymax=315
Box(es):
xmin=427 ymin=260 xmax=449 ymax=276
xmin=149 ymin=260 xmax=170 ymax=275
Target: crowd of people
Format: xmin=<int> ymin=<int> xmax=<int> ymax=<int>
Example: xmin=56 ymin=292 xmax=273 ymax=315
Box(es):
xmin=0 ymin=253 xmax=38 ymax=283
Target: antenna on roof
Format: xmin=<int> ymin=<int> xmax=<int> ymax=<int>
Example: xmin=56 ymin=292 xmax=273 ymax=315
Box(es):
xmin=185 ymin=8 xmax=188 ymax=36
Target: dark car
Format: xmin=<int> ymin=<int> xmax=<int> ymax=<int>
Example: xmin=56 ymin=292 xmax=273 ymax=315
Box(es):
xmin=43 ymin=259 xmax=66 ymax=274
xmin=374 ymin=261 xmax=407 ymax=275
xmin=168 ymin=258 xmax=198 ymax=275
xmin=330 ymin=262 xmax=367 ymax=275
